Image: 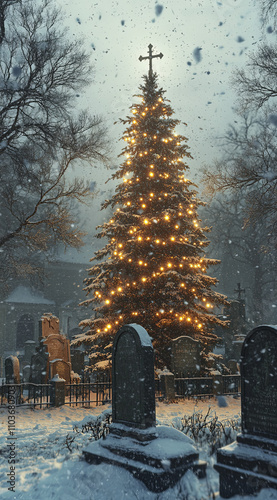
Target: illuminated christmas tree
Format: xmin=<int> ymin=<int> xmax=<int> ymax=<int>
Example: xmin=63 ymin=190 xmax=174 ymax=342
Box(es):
xmin=75 ymin=45 xmax=227 ymax=372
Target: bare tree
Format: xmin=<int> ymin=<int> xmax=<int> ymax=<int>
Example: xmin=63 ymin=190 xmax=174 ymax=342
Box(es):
xmin=202 ymin=113 xmax=277 ymax=240
xmin=0 ymin=0 xmax=109 ymax=283
xmin=255 ymin=0 xmax=277 ymax=26
xmin=202 ymin=194 xmax=277 ymax=323
xmin=233 ymin=44 xmax=277 ymax=111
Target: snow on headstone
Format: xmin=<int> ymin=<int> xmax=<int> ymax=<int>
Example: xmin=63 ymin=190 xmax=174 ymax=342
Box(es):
xmin=112 ymin=323 xmax=155 ymax=429
xmin=215 ymin=325 xmax=277 ymax=498
xmin=83 ymin=323 xmax=206 ymax=492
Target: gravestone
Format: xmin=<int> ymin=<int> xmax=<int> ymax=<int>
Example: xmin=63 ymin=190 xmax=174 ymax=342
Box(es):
xmin=112 ymin=323 xmax=155 ymax=429
xmin=215 ymin=325 xmax=277 ymax=497
xmin=171 ymin=335 xmax=201 ymax=377
xmin=50 ymin=359 xmax=71 ymax=385
xmin=83 ymin=324 xmax=206 ymax=492
xmin=23 ymin=340 xmax=36 ymax=365
xmin=30 ymin=314 xmax=72 ymax=384
xmin=40 ymin=313 xmax=59 ymax=338
xmin=5 ymin=356 xmax=20 ymax=384
xmin=30 ymin=346 xmax=49 ymax=384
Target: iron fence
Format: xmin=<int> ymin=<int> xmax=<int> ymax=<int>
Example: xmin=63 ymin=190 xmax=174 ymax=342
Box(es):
xmin=65 ymin=377 xmax=112 ymax=407
xmin=174 ymin=375 xmax=241 ymax=399
xmin=175 ymin=377 xmax=214 ymax=398
xmin=0 ymin=382 xmax=51 ymax=408
xmin=222 ymin=375 xmax=241 ymax=394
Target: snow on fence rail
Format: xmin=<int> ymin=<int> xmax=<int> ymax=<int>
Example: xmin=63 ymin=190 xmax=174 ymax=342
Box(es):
xmin=174 ymin=375 xmax=241 ymax=398
xmin=0 ymin=377 xmax=112 ymax=408
xmin=0 ymin=374 xmax=241 ymax=408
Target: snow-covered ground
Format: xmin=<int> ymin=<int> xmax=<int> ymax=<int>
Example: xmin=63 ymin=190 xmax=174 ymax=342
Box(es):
xmin=1 ymin=397 xmax=277 ymax=499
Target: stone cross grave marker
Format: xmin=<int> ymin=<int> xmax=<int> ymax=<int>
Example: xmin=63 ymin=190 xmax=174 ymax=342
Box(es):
xmin=171 ymin=335 xmax=201 ymax=377
xmin=83 ymin=323 xmax=206 ymax=492
xmin=215 ymin=325 xmax=277 ymax=498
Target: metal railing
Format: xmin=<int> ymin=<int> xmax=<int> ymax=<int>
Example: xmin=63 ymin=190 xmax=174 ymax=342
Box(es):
xmin=222 ymin=375 xmax=241 ymax=394
xmin=174 ymin=375 xmax=241 ymax=399
xmin=65 ymin=377 xmax=112 ymax=407
xmin=0 ymin=382 xmax=51 ymax=408
xmin=175 ymin=377 xmax=214 ymax=398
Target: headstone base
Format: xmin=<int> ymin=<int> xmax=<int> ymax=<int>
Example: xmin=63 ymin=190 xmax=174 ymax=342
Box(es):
xmin=215 ymin=433 xmax=277 ymax=498
xmin=84 ymin=423 xmax=206 ymax=492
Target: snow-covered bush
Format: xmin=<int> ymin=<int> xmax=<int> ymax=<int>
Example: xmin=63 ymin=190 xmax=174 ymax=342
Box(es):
xmin=172 ymin=407 xmax=240 ymax=455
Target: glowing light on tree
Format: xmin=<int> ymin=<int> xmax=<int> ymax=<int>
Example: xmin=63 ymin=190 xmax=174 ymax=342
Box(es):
xmin=75 ymin=46 xmax=227 ymax=371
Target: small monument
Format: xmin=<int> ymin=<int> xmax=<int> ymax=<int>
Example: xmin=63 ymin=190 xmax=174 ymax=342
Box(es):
xmin=83 ymin=324 xmax=206 ymax=492
xmin=215 ymin=325 xmax=277 ymax=497
xmin=5 ymin=356 xmax=20 ymax=384
xmin=30 ymin=314 xmax=72 ymax=384
xmin=30 ymin=345 xmax=49 ymax=384
xmin=171 ymin=335 xmax=201 ymax=377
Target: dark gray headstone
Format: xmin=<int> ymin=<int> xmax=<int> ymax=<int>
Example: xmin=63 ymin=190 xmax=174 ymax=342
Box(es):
xmin=215 ymin=325 xmax=277 ymax=498
xmin=241 ymin=325 xmax=277 ymax=440
xmin=30 ymin=347 xmax=49 ymax=384
xmin=112 ymin=323 xmax=155 ymax=429
xmin=171 ymin=335 xmax=201 ymax=377
xmin=83 ymin=323 xmax=206 ymax=492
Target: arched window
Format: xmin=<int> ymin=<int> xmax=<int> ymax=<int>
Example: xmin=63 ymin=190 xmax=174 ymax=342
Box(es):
xmin=16 ymin=314 xmax=35 ymax=348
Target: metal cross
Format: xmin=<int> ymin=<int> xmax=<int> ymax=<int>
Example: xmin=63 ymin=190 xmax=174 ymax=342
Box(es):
xmin=234 ymin=282 xmax=245 ymax=300
xmin=139 ymin=44 xmax=163 ymax=77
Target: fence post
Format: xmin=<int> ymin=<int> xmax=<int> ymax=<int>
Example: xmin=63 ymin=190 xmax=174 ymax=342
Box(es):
xmin=213 ymin=372 xmax=223 ymax=396
xmin=160 ymin=370 xmax=175 ymax=401
xmin=50 ymin=374 xmax=65 ymax=407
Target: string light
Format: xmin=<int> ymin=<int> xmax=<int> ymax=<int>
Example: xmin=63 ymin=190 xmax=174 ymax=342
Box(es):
xmin=88 ymin=81 xmax=222 ymax=365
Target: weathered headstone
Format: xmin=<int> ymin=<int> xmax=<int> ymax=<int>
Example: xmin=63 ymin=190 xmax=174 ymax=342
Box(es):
xmin=50 ymin=359 xmax=71 ymax=385
xmin=30 ymin=346 xmax=49 ymax=384
xmin=171 ymin=335 xmax=201 ymax=377
xmin=83 ymin=324 xmax=206 ymax=492
xmin=215 ymin=325 xmax=277 ymax=497
xmin=40 ymin=313 xmax=59 ymax=338
xmin=5 ymin=356 xmax=20 ymax=384
xmin=30 ymin=314 xmax=72 ymax=384
xmin=23 ymin=340 xmax=36 ymax=365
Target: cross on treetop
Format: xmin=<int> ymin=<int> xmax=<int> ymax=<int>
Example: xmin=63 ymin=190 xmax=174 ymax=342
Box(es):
xmin=139 ymin=44 xmax=163 ymax=77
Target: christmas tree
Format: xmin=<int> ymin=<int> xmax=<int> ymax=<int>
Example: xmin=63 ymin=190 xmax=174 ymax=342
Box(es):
xmin=75 ymin=45 xmax=227 ymax=372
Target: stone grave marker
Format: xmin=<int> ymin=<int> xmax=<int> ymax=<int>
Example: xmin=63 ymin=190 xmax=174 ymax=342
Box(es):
xmin=39 ymin=313 xmax=59 ymax=338
xmin=112 ymin=323 xmax=155 ymax=429
xmin=29 ymin=314 xmax=72 ymax=384
xmin=5 ymin=356 xmax=20 ymax=384
xmin=83 ymin=323 xmax=206 ymax=492
xmin=171 ymin=335 xmax=201 ymax=377
xmin=30 ymin=346 xmax=49 ymax=384
xmin=215 ymin=325 xmax=277 ymax=497
xmin=50 ymin=359 xmax=71 ymax=385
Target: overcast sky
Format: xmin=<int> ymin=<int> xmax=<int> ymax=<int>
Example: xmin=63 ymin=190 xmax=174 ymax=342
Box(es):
xmin=57 ymin=0 xmax=269 ymax=261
